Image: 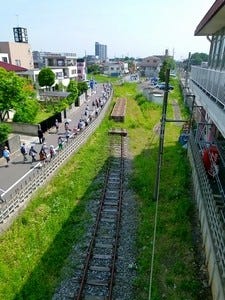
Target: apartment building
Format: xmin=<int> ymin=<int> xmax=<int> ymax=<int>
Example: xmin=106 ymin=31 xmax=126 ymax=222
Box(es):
xmin=183 ymin=1 xmax=225 ymax=299
xmin=95 ymin=42 xmax=107 ymax=61
xmin=103 ymin=61 xmax=128 ymax=77
xmin=77 ymin=58 xmax=87 ymax=81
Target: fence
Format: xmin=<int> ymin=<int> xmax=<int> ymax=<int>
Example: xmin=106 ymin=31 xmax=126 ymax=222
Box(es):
xmin=0 ymin=88 xmax=113 ymax=229
xmin=188 ymin=133 xmax=225 ymax=300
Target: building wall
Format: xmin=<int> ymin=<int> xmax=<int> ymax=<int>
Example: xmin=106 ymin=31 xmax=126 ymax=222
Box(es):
xmin=95 ymin=42 xmax=107 ymax=61
xmin=0 ymin=42 xmax=33 ymax=69
xmin=0 ymin=53 xmax=9 ymax=63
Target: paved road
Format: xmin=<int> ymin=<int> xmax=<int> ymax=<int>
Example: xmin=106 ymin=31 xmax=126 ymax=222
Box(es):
xmin=0 ymin=84 xmax=107 ymax=194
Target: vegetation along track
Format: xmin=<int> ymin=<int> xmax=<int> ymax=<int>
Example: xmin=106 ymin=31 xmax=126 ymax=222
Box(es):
xmin=74 ymin=128 xmax=128 ymax=299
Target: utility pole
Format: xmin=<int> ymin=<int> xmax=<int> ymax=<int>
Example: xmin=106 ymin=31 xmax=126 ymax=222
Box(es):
xmin=153 ymin=68 xmax=170 ymax=201
xmin=185 ymin=52 xmax=191 ymax=88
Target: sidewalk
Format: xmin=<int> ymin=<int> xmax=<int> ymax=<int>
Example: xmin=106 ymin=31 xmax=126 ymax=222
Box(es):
xmin=0 ymin=84 xmax=108 ymax=193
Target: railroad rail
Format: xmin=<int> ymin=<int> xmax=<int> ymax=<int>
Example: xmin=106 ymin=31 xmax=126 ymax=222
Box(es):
xmin=74 ymin=129 xmax=127 ymax=299
xmin=110 ymin=98 xmax=127 ymax=122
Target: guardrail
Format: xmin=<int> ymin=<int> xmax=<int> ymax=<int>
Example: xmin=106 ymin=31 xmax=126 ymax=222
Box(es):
xmin=188 ymin=133 xmax=225 ymax=300
xmin=0 ymin=89 xmax=113 ymax=226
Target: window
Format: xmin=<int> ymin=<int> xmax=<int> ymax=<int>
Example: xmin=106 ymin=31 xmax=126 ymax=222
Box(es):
xmin=15 ymin=59 xmax=21 ymax=66
xmin=56 ymin=72 xmax=63 ymax=78
xmin=2 ymin=57 xmax=8 ymax=63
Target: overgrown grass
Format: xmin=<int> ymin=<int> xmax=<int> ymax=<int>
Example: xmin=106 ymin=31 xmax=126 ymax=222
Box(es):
xmin=0 ymin=79 xmax=205 ymax=299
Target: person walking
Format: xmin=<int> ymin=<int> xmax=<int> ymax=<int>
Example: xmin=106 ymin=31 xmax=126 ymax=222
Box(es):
xmin=39 ymin=142 xmax=48 ymax=162
xmin=49 ymin=145 xmax=56 ymax=160
xmin=20 ymin=142 xmax=28 ymax=163
xmin=38 ymin=126 xmax=44 ymax=144
xmin=3 ymin=146 xmax=10 ymax=167
xmin=65 ymin=129 xmax=71 ymax=142
xmin=29 ymin=145 xmax=37 ymax=164
xmin=55 ymin=119 xmax=59 ymax=133
xmin=64 ymin=120 xmax=69 ymax=131
xmin=58 ymin=136 xmax=63 ymax=150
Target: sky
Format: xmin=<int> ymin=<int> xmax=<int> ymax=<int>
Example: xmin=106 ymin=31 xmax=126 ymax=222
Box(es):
xmin=1 ymin=0 xmax=215 ymax=61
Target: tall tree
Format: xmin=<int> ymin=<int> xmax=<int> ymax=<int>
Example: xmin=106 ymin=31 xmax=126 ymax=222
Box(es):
xmin=66 ymin=80 xmax=79 ymax=105
xmin=38 ymin=67 xmax=55 ymax=89
xmin=0 ymin=68 xmax=37 ymax=122
xmin=77 ymin=81 xmax=88 ymax=95
xmin=159 ymin=57 xmax=176 ymax=82
xmin=191 ymin=52 xmax=209 ymax=65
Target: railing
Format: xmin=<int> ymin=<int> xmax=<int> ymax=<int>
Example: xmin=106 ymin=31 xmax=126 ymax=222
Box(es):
xmin=190 ymin=66 xmax=225 ymax=108
xmin=0 ymin=89 xmax=113 ymax=226
xmin=188 ymin=133 xmax=225 ymax=299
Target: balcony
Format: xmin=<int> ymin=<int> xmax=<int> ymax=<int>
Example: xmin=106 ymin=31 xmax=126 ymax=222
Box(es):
xmin=190 ymin=66 xmax=225 ymax=108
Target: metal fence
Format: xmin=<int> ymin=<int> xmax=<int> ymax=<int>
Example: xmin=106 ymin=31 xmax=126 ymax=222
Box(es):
xmin=0 ymin=89 xmax=113 ymax=226
xmin=190 ymin=66 xmax=225 ymax=108
xmin=188 ymin=133 xmax=225 ymax=300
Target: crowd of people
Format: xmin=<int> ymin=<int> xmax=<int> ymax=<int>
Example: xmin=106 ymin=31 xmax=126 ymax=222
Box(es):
xmin=1 ymin=83 xmax=112 ymax=168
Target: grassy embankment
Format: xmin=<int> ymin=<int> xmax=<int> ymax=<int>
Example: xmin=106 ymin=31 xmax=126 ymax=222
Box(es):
xmin=0 ymin=77 xmax=204 ymax=299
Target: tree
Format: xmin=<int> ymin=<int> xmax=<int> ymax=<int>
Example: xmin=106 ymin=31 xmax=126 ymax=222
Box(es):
xmin=159 ymin=57 xmax=176 ymax=82
xmin=77 ymin=81 xmax=88 ymax=96
xmin=13 ymin=97 xmax=39 ymax=123
xmin=191 ymin=52 xmax=209 ymax=65
xmin=0 ymin=68 xmax=37 ymax=122
xmin=182 ymin=53 xmax=209 ymax=70
xmin=87 ymin=64 xmax=101 ymax=74
xmin=0 ymin=123 xmax=11 ymax=144
xmin=38 ymin=67 xmax=55 ymax=89
xmin=66 ymin=80 xmax=79 ymax=105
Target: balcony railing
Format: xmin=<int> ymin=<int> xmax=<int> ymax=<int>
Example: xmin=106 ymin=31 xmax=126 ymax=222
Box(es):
xmin=190 ymin=66 xmax=225 ymax=108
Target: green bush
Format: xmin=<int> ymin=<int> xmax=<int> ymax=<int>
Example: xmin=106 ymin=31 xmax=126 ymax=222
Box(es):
xmin=0 ymin=123 xmax=11 ymax=143
xmin=13 ymin=98 xmax=39 ymax=123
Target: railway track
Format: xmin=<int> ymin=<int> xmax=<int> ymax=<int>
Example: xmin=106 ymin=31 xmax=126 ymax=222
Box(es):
xmin=74 ymin=129 xmax=127 ymax=299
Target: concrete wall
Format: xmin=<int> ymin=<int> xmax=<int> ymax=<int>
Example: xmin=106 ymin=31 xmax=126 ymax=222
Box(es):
xmin=8 ymin=134 xmax=21 ymax=155
xmin=4 ymin=122 xmax=39 ymax=136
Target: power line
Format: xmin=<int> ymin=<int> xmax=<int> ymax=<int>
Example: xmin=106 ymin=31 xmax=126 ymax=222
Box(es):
xmin=148 ymin=69 xmax=170 ymax=299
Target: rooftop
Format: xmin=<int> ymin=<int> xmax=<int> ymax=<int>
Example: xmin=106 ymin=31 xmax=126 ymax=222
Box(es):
xmin=0 ymin=61 xmax=27 ymax=72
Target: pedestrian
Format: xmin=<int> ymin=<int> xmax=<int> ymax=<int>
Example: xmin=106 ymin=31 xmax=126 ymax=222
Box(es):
xmin=29 ymin=145 xmax=37 ymax=164
xmin=55 ymin=119 xmax=59 ymax=133
xmin=20 ymin=142 xmax=28 ymax=163
xmin=39 ymin=142 xmax=48 ymax=162
xmin=38 ymin=126 xmax=44 ymax=144
xmin=64 ymin=121 xmax=69 ymax=131
xmin=49 ymin=145 xmax=56 ymax=160
xmin=58 ymin=136 xmax=63 ymax=150
xmin=3 ymin=146 xmax=10 ymax=167
xmin=65 ymin=129 xmax=70 ymax=142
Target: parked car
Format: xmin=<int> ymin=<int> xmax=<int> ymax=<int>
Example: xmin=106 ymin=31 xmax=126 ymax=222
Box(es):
xmin=155 ymin=82 xmax=174 ymax=90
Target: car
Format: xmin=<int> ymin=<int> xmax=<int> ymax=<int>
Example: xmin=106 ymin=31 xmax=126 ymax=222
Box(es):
xmin=155 ymin=82 xmax=174 ymax=90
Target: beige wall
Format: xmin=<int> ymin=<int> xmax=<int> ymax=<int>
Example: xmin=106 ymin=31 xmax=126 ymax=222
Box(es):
xmin=0 ymin=42 xmax=34 ymax=69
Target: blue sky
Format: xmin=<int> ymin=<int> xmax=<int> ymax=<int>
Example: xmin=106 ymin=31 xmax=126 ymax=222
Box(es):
xmin=1 ymin=0 xmax=215 ymax=60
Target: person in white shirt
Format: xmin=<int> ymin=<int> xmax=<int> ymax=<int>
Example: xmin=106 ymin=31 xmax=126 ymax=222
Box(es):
xmin=3 ymin=146 xmax=10 ymax=167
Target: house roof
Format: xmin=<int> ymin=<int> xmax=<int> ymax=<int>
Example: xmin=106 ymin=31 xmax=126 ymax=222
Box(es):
xmin=0 ymin=61 xmax=27 ymax=72
xmin=195 ymin=0 xmax=225 ymax=35
xmin=138 ymin=56 xmax=161 ymax=68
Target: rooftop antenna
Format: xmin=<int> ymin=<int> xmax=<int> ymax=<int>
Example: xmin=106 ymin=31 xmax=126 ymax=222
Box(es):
xmin=16 ymin=14 xmax=19 ymax=26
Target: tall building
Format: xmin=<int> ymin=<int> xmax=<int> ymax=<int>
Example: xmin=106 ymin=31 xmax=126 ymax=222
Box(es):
xmin=95 ymin=42 xmax=107 ymax=61
xmin=0 ymin=27 xmax=33 ymax=69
